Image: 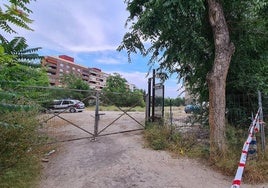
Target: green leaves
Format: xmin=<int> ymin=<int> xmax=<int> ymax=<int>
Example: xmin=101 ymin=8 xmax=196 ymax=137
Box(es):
xmin=104 ymin=73 xmax=128 ymax=93
xmin=102 ymin=73 xmax=145 ymax=107
xmin=120 ymin=0 xmax=267 ymax=104
xmin=61 ymin=73 xmax=90 ymax=91
xmin=0 ymin=36 xmax=42 ymax=65
xmin=0 ymin=1 xmax=33 ymax=35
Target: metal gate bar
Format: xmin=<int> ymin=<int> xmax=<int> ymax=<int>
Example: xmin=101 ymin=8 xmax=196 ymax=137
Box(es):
xmin=53 ymin=113 xmax=94 ymax=136
xmin=96 ymin=93 xmax=145 ymax=136
xmin=46 ymin=128 xmax=144 ymax=144
xmin=41 ymin=90 xmax=145 ymax=143
xmin=117 ymin=106 xmax=145 ymax=127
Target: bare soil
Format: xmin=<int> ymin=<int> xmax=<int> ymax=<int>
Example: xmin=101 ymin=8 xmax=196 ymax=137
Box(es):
xmin=38 ymin=110 xmax=267 ymax=188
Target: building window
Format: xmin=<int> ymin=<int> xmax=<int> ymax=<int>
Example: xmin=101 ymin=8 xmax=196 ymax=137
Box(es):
xmin=60 ymin=69 xmax=63 ymax=72
xmin=60 ymin=63 xmax=64 ymax=67
xmin=66 ymin=65 xmax=70 ymax=69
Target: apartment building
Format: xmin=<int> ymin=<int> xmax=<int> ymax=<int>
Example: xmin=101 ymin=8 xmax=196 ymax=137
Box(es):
xmin=41 ymin=55 xmax=109 ymax=90
xmin=88 ymin=67 xmax=109 ymax=90
xmin=126 ymin=82 xmax=137 ymax=92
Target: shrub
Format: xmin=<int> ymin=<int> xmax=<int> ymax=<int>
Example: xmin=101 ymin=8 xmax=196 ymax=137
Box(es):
xmin=144 ymin=118 xmax=268 ymax=184
xmin=0 ymin=110 xmax=40 ymax=172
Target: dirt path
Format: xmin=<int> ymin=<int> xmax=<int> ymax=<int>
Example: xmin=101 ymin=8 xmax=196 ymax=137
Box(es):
xmin=38 ymin=111 xmax=267 ymax=188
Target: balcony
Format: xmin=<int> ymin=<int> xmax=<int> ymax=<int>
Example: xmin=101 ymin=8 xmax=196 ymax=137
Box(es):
xmin=47 ymin=68 xmax=57 ymax=74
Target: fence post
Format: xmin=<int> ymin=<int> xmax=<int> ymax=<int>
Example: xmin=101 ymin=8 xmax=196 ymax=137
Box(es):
xmin=152 ymin=69 xmax=155 ymax=122
xmin=169 ymin=99 xmax=173 ymax=126
xmin=258 ymin=91 xmax=266 ymax=153
xmin=147 ymin=78 xmax=152 ymax=122
xmin=94 ymin=91 xmax=100 ymax=138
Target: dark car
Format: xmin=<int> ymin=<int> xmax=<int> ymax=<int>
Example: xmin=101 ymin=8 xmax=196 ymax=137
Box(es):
xmin=184 ymin=104 xmax=200 ymax=114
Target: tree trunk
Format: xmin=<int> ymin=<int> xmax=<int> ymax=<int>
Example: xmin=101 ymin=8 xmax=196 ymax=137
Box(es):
xmin=206 ymin=0 xmax=235 ymax=158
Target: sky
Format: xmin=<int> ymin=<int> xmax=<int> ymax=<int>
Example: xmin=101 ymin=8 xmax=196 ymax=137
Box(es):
xmin=8 ymin=0 xmax=184 ymax=98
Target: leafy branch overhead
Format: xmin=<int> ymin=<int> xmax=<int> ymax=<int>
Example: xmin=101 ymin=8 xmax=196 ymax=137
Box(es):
xmin=119 ymin=0 xmax=268 ymax=157
xmin=0 ymin=0 xmax=34 ymax=35
xmin=119 ymin=0 xmax=268 ymax=98
xmin=0 ymin=36 xmax=42 ymax=65
xmin=0 ymin=1 xmax=42 ymax=66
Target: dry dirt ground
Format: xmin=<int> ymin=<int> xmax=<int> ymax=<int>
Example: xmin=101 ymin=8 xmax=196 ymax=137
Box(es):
xmin=38 ymin=110 xmax=268 ymax=188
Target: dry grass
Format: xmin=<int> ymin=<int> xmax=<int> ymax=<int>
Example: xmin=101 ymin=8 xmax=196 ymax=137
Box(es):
xmin=87 ymin=105 xmax=145 ymax=112
xmin=144 ymin=120 xmax=268 ymax=184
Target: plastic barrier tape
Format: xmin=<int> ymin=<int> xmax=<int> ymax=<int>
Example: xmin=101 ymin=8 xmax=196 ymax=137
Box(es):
xmin=231 ymin=108 xmax=260 ymax=188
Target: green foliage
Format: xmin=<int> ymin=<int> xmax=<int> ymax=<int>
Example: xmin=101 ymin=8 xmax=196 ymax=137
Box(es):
xmin=56 ymin=73 xmax=92 ymax=104
xmin=0 ymin=63 xmax=49 ymax=88
xmin=0 ymin=0 xmax=34 ymax=36
xmin=0 ymin=108 xmax=43 ymax=188
xmin=0 ymin=1 xmax=46 ymax=187
xmin=119 ymin=0 xmax=212 ymax=102
xmin=164 ymin=97 xmax=185 ymax=106
xmin=210 ymin=125 xmax=268 ymax=183
xmin=0 ymin=45 xmax=15 ymax=64
xmin=102 ymin=73 xmax=145 ymax=107
xmin=0 ymin=155 xmax=40 ymax=188
xmin=0 ymin=36 xmax=42 ymax=66
xmin=225 ymin=1 xmax=268 ymax=99
xmin=144 ymin=123 xmax=169 ymax=150
xmin=144 ymin=122 xmax=268 ymax=183
xmin=101 ymin=91 xmax=145 ymax=107
xmin=104 ymin=73 xmax=128 ymax=93
xmin=0 ymin=110 xmax=40 ymax=172
xmin=61 ymin=73 xmax=90 ymax=91
xmin=144 ymin=123 xmax=206 ymax=156
xmin=120 ymin=0 xmax=268 ymax=121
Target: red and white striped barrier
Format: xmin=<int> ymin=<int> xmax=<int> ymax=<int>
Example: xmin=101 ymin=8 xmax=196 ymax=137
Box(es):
xmin=231 ymin=108 xmax=260 ymax=188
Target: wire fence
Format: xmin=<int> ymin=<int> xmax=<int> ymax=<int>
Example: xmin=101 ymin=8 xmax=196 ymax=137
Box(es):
xmin=0 ymin=85 xmax=147 ymax=143
xmin=226 ymin=93 xmax=268 ymax=127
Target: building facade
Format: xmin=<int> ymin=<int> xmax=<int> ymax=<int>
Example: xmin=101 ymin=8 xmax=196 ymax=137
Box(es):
xmin=41 ymin=55 xmax=109 ymax=90
xmin=88 ymin=67 xmax=109 ymax=90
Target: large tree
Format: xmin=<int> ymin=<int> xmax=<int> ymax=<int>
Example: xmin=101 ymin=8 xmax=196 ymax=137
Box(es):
xmin=104 ymin=73 xmax=128 ymax=93
xmin=102 ymin=73 xmax=145 ymax=107
xmin=118 ymin=0 xmax=267 ymax=157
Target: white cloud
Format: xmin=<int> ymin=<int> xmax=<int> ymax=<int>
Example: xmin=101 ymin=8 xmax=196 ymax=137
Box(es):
xmin=3 ymin=0 xmax=180 ymax=98
xmin=96 ymin=57 xmax=123 ymax=65
xmin=16 ymin=0 xmax=128 ymax=53
xmin=67 ymin=45 xmax=117 ymax=53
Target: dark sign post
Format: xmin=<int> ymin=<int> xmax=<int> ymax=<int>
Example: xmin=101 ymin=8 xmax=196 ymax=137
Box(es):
xmin=152 ymin=69 xmax=155 ymax=122
xmin=146 ymin=78 xmax=152 ymax=121
xmin=154 ymin=83 xmax=164 ymax=119
xmin=146 ymin=69 xmax=165 ymax=122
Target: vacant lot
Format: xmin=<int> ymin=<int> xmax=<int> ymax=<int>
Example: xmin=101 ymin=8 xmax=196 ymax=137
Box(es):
xmin=38 ymin=110 xmax=267 ymax=188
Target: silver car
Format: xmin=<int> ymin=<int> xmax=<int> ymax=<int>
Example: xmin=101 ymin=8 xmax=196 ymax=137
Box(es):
xmin=50 ymin=99 xmax=85 ymax=113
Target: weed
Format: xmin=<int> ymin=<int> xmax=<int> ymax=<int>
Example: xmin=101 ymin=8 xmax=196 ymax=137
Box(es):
xmin=144 ymin=121 xmax=268 ymax=184
xmin=0 ymin=109 xmax=47 ymax=187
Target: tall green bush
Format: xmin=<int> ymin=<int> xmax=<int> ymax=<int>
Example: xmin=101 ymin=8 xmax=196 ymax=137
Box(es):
xmin=0 ymin=110 xmax=40 ymax=172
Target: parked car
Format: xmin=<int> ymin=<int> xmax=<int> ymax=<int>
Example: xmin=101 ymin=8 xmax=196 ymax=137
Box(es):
xmin=48 ymin=99 xmax=85 ymax=113
xmin=184 ymin=104 xmax=200 ymax=114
